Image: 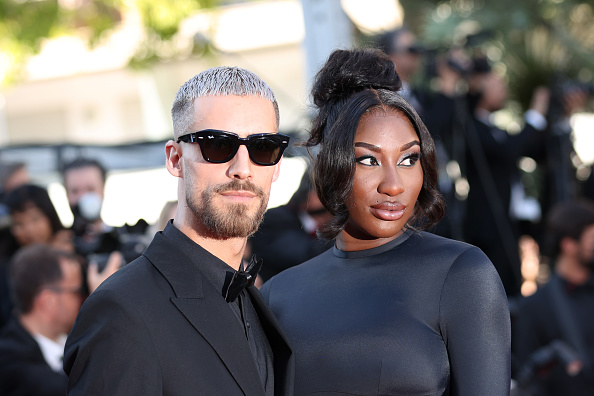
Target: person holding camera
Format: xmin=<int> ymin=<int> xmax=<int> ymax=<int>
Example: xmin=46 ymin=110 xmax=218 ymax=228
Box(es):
xmin=464 ymin=66 xmax=550 ymax=296
xmin=62 ymin=158 xmax=119 ymax=260
xmin=62 ymin=158 xmax=147 ymax=275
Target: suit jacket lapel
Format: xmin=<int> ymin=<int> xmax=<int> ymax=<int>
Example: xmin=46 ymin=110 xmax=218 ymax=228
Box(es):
xmin=143 ymin=233 xmax=265 ymax=395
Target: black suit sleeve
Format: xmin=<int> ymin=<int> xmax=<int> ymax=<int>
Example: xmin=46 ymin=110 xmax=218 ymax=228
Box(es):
xmin=0 ymin=354 xmax=66 ymax=396
xmin=439 ymin=247 xmax=512 ymax=395
xmin=64 ymin=289 xmax=163 ymax=395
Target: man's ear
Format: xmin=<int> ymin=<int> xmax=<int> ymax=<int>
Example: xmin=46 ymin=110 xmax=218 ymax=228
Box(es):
xmin=560 ymin=236 xmax=578 ymax=256
xmin=35 ymin=289 xmax=56 ymax=314
xmin=165 ymin=140 xmax=183 ymax=178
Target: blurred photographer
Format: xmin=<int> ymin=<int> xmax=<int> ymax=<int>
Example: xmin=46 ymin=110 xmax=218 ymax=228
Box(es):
xmin=463 ymin=62 xmax=550 ymax=296
xmin=542 ymin=78 xmax=593 ymax=214
xmin=514 ymin=200 xmax=594 ymax=395
xmin=377 ymin=29 xmax=469 ymax=240
xmin=62 ymin=158 xmax=147 ymax=274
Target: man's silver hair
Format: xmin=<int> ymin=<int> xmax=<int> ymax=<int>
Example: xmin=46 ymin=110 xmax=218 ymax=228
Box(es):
xmin=171 ymin=66 xmax=279 ymax=138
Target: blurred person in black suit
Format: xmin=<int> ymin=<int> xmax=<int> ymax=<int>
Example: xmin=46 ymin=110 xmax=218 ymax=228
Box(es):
xmin=0 ymin=245 xmax=84 ymax=396
xmin=514 ymin=200 xmax=594 ymax=395
xmin=250 ymin=167 xmax=333 ymax=282
xmin=463 ymin=66 xmax=550 ymax=296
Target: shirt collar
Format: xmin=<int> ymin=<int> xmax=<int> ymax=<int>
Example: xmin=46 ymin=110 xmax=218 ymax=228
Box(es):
xmin=32 ymin=332 xmax=67 ymax=372
xmin=162 ymin=220 xmax=238 ymax=299
xmin=558 ymin=273 xmax=594 ymax=293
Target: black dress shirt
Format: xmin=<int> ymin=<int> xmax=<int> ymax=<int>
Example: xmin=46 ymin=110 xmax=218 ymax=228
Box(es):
xmin=162 ymin=221 xmax=274 ymax=395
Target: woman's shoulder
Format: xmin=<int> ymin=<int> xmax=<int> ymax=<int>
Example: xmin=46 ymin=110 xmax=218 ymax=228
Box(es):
xmin=260 ymin=248 xmax=335 ymax=298
xmin=407 ymin=232 xmax=502 ymax=292
xmin=270 ymin=247 xmax=335 ymax=280
xmin=411 ymin=231 xmax=489 ymax=262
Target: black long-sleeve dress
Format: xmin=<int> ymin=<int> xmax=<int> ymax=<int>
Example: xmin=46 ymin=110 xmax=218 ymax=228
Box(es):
xmin=260 ymin=229 xmax=511 ymax=395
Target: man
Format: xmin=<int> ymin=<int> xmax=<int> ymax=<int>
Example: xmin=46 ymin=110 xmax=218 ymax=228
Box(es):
xmin=62 ymin=158 xmax=108 ymax=238
xmin=64 ymin=67 xmax=294 ymax=395
xmin=514 ymin=200 xmax=594 ymax=395
xmin=62 ymin=158 xmax=148 ymax=268
xmin=61 ymin=158 xmax=122 ymax=260
xmin=0 ymin=244 xmax=84 ymax=395
xmin=464 ymin=69 xmax=549 ymax=296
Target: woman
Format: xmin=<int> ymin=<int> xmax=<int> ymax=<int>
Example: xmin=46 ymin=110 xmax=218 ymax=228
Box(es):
xmin=0 ymin=184 xmax=74 ymax=328
xmin=260 ymin=49 xmax=510 ymax=395
xmin=4 ymin=184 xmax=73 ymax=252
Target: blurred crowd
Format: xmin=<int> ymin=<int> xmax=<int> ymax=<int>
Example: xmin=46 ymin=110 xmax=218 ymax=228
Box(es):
xmin=0 ymin=27 xmax=593 ymax=396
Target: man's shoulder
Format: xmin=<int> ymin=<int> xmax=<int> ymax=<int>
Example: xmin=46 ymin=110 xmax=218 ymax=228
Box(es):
xmin=0 ymin=318 xmax=41 ymax=362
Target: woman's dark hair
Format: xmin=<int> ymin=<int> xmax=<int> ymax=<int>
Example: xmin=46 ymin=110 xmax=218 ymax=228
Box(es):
xmin=4 ymin=184 xmax=65 ymax=236
xmin=306 ymin=48 xmax=445 ymax=239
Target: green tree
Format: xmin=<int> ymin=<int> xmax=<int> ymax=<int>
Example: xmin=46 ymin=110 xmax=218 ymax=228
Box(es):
xmin=401 ymin=0 xmax=594 ymax=110
xmin=0 ymin=0 xmax=217 ymax=85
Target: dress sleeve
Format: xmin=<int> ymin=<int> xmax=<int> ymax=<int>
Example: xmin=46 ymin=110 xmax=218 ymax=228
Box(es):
xmin=64 ymin=289 xmax=163 ymax=396
xmin=439 ymin=247 xmax=511 ymax=396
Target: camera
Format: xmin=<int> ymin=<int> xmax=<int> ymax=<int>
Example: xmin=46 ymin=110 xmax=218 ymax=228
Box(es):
xmin=75 ymin=227 xmax=150 ymax=273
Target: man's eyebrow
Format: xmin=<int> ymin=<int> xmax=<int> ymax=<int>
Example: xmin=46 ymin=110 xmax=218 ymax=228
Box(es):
xmin=354 ymin=140 xmax=420 ymax=152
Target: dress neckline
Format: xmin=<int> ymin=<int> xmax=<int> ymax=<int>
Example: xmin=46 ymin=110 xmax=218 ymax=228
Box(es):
xmin=333 ymin=228 xmax=414 ymax=259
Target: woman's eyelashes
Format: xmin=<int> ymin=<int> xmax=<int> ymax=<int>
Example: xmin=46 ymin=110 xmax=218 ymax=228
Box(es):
xmin=355 ymin=151 xmax=421 ymax=167
xmin=399 ymin=152 xmax=421 ymax=167
xmin=355 ymin=155 xmax=379 ymax=166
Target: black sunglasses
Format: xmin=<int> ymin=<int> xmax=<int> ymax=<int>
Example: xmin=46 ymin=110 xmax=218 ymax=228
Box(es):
xmin=177 ymin=130 xmax=290 ymax=166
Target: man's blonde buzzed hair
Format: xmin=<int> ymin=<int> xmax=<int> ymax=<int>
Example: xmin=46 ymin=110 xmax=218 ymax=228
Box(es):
xmin=171 ymin=66 xmax=279 ymax=139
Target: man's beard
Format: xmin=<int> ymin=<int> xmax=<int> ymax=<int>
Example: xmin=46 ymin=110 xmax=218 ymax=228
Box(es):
xmin=187 ymin=178 xmax=268 ymax=239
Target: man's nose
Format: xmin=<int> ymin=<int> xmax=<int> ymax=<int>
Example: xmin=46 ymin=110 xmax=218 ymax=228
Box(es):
xmin=227 ymin=145 xmax=254 ymax=180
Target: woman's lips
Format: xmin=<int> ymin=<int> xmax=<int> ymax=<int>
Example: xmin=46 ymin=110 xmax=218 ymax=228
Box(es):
xmin=370 ymin=202 xmax=406 ymax=221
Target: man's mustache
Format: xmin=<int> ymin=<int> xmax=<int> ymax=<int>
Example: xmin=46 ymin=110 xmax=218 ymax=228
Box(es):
xmin=212 ymin=179 xmax=265 ymax=198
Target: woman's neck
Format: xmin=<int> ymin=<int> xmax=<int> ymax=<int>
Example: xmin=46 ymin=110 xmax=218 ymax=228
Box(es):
xmin=336 ymin=228 xmax=405 ymax=252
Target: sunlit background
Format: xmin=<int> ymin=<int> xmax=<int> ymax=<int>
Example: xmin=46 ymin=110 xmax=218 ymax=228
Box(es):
xmin=1 ymin=0 xmax=594 ymax=294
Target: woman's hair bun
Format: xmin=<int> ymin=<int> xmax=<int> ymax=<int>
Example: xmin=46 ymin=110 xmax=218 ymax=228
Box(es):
xmin=311 ymin=48 xmax=401 ymax=108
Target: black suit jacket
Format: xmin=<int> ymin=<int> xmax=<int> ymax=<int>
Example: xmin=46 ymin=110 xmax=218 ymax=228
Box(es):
xmin=64 ymin=232 xmax=294 ymax=395
xmin=250 ymin=205 xmax=333 ymax=281
xmin=0 ymin=317 xmax=67 ymax=396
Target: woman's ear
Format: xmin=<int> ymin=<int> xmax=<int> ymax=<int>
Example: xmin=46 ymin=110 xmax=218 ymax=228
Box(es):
xmin=165 ymin=140 xmax=183 ymax=178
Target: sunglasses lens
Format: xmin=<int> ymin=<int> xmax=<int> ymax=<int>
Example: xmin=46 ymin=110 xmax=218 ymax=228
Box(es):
xmin=249 ymin=137 xmax=281 ymax=165
xmin=201 ymin=135 xmax=237 ymax=162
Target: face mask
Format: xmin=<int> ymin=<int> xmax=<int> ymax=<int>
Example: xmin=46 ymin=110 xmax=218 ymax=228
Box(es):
xmin=71 ymin=192 xmax=102 ymax=223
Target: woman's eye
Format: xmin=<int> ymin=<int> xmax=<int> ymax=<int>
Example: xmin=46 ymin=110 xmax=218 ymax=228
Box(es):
xmin=356 ymin=156 xmax=379 ymax=166
xmin=400 ymin=153 xmax=421 ymax=167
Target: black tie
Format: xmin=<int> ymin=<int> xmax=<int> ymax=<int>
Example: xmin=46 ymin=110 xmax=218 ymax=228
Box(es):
xmin=224 ymin=255 xmax=262 ymax=302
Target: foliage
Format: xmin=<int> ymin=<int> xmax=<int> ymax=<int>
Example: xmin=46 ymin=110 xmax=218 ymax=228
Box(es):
xmin=401 ymin=0 xmax=594 ymax=110
xmin=0 ymin=0 xmax=217 ymax=85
